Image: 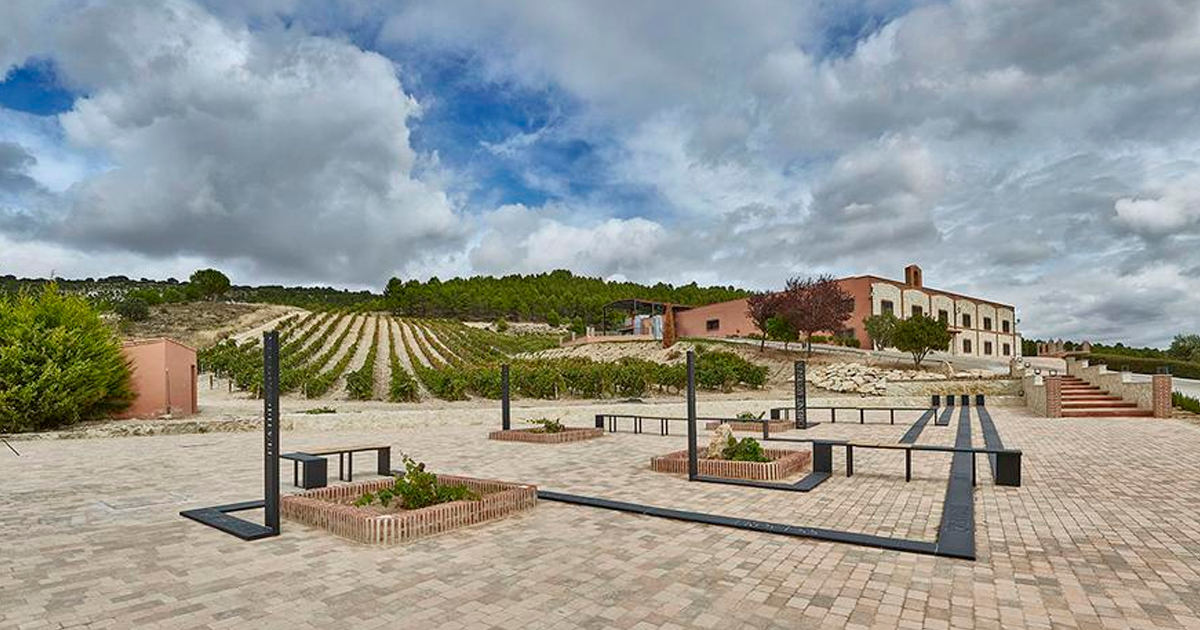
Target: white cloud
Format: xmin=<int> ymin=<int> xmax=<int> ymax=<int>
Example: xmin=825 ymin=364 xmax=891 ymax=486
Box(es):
xmin=2 ymin=0 xmax=465 ymax=284
xmin=1114 ymin=175 xmax=1200 ymax=237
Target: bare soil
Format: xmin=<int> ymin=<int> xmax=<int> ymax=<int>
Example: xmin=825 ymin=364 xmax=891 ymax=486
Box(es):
xmin=118 ymin=302 xmax=302 ymax=349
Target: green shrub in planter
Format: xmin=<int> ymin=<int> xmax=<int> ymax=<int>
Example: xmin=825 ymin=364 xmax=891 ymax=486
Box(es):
xmin=0 ymin=285 xmax=133 ymax=432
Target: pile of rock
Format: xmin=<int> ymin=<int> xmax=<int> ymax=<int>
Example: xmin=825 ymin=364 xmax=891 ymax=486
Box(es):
xmin=808 ymin=362 xmax=945 ymax=396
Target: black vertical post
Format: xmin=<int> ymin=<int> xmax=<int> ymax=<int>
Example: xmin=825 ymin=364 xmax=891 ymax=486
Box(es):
xmin=263 ymin=331 xmax=280 ymax=534
xmin=686 ymin=351 xmax=698 ymax=481
xmin=501 ymin=364 xmax=510 ymax=431
xmin=794 ymin=360 xmax=807 ymax=430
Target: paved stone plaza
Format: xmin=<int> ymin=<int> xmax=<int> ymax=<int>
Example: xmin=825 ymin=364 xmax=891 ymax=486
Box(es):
xmin=4 ymin=404 xmax=1200 ymax=629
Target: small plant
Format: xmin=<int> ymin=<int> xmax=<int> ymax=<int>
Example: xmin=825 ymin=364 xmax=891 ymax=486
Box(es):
xmin=303 ymin=406 xmax=337 ymax=414
xmin=721 ymin=436 xmax=770 ymax=462
xmin=525 ymin=417 xmax=566 ymax=433
xmin=494 ymin=318 xmax=510 ymax=333
xmin=354 ymin=456 xmax=478 ymax=510
xmin=736 ymin=411 xmax=765 ymax=420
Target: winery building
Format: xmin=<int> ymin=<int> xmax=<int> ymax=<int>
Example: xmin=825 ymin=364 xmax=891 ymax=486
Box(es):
xmin=673 ymin=265 xmax=1021 ymax=359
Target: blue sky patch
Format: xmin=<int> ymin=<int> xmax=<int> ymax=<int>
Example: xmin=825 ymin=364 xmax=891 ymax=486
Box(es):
xmin=0 ymin=59 xmax=77 ymax=116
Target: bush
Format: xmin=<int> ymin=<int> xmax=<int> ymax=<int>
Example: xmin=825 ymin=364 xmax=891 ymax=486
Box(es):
xmin=354 ymin=456 xmax=478 ymax=510
xmin=1083 ymin=354 xmax=1200 ymax=380
xmin=0 ymin=285 xmax=133 ymax=432
xmin=1173 ymin=392 xmax=1200 ymax=414
xmin=721 ymin=436 xmax=770 ymax=462
xmin=115 ymin=297 xmax=150 ymax=322
xmin=494 ymin=318 xmax=509 ymax=333
xmin=545 ymin=311 xmax=561 ymax=327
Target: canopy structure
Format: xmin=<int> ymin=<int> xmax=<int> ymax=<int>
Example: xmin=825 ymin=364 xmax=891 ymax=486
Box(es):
xmin=601 ymin=299 xmax=692 ymax=335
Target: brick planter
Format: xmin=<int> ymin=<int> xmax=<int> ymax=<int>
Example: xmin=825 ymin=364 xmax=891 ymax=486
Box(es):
xmin=281 ymin=475 xmax=536 ymax=545
xmin=650 ymin=449 xmax=811 ymax=481
xmin=488 ymin=427 xmax=604 ymax=443
xmin=705 ymin=420 xmax=794 ymax=433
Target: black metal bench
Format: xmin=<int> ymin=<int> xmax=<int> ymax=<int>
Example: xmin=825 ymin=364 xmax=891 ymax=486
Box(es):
xmin=303 ymin=445 xmax=391 ymax=483
xmin=811 ymin=440 xmax=1022 ymax=487
xmin=281 ymin=452 xmax=327 ymax=489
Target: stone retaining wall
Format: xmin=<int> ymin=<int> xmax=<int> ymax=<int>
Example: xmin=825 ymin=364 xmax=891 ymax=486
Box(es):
xmin=886 ymin=378 xmax=1021 ymax=397
xmin=281 ymin=474 xmax=537 ymax=545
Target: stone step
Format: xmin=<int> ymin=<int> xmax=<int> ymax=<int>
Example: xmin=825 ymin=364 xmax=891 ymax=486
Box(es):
xmin=1062 ymin=409 xmax=1154 ymax=418
xmin=1061 ymin=396 xmax=1127 ymax=402
xmin=1063 ymin=401 xmax=1139 ymax=409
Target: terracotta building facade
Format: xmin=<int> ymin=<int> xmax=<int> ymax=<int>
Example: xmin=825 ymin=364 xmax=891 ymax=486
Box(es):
xmin=673 ymin=265 xmax=1021 ymax=359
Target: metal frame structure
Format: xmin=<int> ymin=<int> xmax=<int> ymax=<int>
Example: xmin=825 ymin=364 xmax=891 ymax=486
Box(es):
xmin=179 ymin=331 xmax=281 ymax=541
xmin=536 ymin=351 xmax=1024 ymax=560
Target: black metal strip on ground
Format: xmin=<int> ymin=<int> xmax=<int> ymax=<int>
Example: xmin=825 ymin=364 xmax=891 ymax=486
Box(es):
xmin=899 ymin=408 xmax=936 ymax=444
xmin=179 ymin=500 xmax=276 ymax=541
xmin=537 ymin=490 xmax=944 ymax=557
xmin=935 ymin=405 xmax=975 ymax=559
xmin=934 ymin=405 xmax=954 ymax=426
xmin=975 ymin=406 xmax=1004 ymax=480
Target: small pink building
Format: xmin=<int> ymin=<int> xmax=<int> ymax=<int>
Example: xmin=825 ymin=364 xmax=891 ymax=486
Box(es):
xmin=118 ymin=338 xmax=198 ymax=419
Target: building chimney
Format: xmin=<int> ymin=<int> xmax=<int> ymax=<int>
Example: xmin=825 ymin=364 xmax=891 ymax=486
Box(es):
xmin=904 ymin=264 xmax=923 ymax=288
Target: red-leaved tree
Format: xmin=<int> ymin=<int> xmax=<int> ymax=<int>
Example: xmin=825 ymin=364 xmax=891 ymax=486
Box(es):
xmin=778 ymin=275 xmax=855 ymax=355
xmin=746 ymin=292 xmax=780 ymax=351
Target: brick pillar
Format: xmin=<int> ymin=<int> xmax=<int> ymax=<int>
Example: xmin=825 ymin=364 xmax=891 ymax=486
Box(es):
xmin=1152 ymin=374 xmax=1172 ymax=419
xmin=1045 ymin=375 xmax=1062 ymax=418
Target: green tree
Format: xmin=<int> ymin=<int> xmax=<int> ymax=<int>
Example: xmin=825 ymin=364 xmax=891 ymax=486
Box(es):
xmin=189 ymin=268 xmax=231 ymax=301
xmin=892 ymin=314 xmax=952 ymax=368
xmin=1168 ymin=334 xmax=1200 ymax=363
xmin=0 ymin=285 xmax=134 ymax=432
xmin=545 ymin=310 xmax=561 ymax=327
xmin=115 ymin=297 xmax=150 ymax=322
xmin=764 ymin=315 xmax=798 ymax=350
xmin=863 ymin=313 xmax=898 ymax=350
xmin=568 ymin=316 xmax=586 ymax=336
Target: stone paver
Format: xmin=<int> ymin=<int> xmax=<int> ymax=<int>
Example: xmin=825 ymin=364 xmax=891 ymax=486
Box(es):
xmin=3 ymin=405 xmax=1200 ymax=629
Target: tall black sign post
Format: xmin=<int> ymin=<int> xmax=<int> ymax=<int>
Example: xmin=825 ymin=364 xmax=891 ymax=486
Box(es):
xmin=686 ymin=351 xmax=698 ymax=481
xmin=794 ymin=360 xmax=808 ymax=430
xmin=263 ymin=330 xmax=281 ymax=533
xmin=501 ymin=364 xmax=511 ymax=431
xmin=180 ymin=330 xmax=282 ymax=540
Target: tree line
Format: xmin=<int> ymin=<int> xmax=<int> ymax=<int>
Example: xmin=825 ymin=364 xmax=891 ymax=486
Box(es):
xmin=385 ymin=269 xmax=747 ymax=324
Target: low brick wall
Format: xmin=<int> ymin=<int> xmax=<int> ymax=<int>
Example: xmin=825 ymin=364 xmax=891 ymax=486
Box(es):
xmin=281 ymin=475 xmax=537 ymax=545
xmin=487 ymin=427 xmax=605 ymax=443
xmin=704 ymin=420 xmax=794 ymax=433
xmin=651 ymin=449 xmax=811 ymax=481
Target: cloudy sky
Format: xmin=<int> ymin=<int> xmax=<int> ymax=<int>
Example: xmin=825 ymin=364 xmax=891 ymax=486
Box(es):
xmin=1 ymin=0 xmax=1199 ymax=346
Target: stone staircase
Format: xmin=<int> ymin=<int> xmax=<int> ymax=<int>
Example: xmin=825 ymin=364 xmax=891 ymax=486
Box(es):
xmin=1060 ymin=376 xmax=1152 ymax=417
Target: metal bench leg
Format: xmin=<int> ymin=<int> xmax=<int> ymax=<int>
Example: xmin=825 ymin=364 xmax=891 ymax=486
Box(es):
xmin=347 ymin=453 xmax=353 ymax=482
xmin=378 ymin=447 xmax=390 ymax=476
xmin=293 ymin=461 xmax=299 ymax=487
xmin=339 ymin=453 xmax=345 ymax=481
xmin=846 ymin=445 xmax=854 ymax=477
xmin=905 ymin=451 xmax=911 ymax=482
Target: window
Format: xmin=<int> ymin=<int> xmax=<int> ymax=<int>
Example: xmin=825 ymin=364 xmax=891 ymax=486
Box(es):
xmin=880 ymin=300 xmax=894 ymax=316
xmin=706 ymin=319 xmax=720 ymax=331
xmin=1003 ymin=343 xmax=1011 ymax=356
xmin=912 ymin=305 xmax=923 ymax=318
xmin=963 ymin=339 xmax=972 ymax=353
xmin=1002 ymin=320 xmax=1010 ymax=333
xmin=984 ymin=341 xmax=993 ymax=355
xmin=962 ymin=314 xmax=972 ymax=328
xmin=938 ymin=309 xmax=949 ymax=325
xmin=983 ymin=317 xmax=992 ymax=331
